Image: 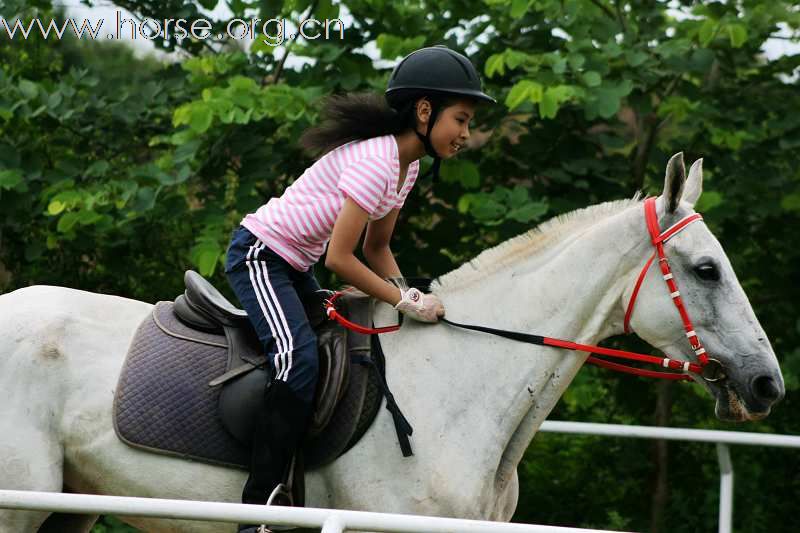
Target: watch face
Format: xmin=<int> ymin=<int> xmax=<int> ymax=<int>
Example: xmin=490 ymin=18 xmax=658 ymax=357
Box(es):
xmin=410 ymin=290 xmax=420 ymax=302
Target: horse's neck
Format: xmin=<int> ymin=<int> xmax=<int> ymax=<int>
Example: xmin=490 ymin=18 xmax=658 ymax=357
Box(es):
xmin=441 ymin=204 xmax=646 ymax=347
xmin=385 ymin=204 xmax=649 ymax=493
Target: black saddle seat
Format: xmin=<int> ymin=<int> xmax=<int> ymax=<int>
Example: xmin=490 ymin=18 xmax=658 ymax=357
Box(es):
xmin=183 ymin=270 xmax=250 ymax=328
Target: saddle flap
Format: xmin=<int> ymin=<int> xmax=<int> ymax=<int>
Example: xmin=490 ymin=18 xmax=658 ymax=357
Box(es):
xmin=307 ymin=322 xmax=349 ymax=437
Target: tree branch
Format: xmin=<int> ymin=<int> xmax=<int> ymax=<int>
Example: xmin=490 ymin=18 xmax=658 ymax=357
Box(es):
xmin=613 ymin=0 xmax=628 ymax=34
xmin=588 ymin=0 xmax=618 ymax=24
xmin=272 ymin=0 xmax=320 ymax=85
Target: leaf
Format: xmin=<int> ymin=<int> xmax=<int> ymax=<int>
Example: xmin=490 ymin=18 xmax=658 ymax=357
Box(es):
xmin=0 ymin=169 xmax=23 ymax=190
xmin=376 ymin=34 xmax=425 ymax=59
xmin=568 ymin=53 xmax=585 ymax=70
xmin=509 ymin=185 xmax=528 ymax=208
xmin=48 ymin=200 xmax=66 ymax=215
xmin=457 ymin=195 xmax=472 ymax=214
xmin=77 ymin=209 xmax=103 ymax=226
xmin=507 ymin=201 xmax=549 ymax=223
xmin=131 ymin=187 xmax=156 ymax=212
xmin=316 ymin=0 xmax=340 ymax=20
xmin=780 ymin=191 xmax=800 ymax=212
xmin=191 ymin=241 xmax=223 ymax=276
xmin=440 ymin=159 xmax=480 ymax=189
xmin=699 ymin=19 xmax=717 ymax=47
xmin=56 ymin=212 xmax=80 ymax=233
xmin=625 ymin=50 xmax=648 ymax=67
xmin=174 ymin=139 xmax=202 ymax=164
xmin=539 ymin=85 xmax=573 ymax=119
xmin=727 ymin=24 xmax=747 ymax=48
xmin=469 ymin=195 xmax=506 ymax=222
xmin=228 ymin=76 xmax=258 ymax=92
xmin=189 ymin=104 xmax=214 ymax=133
xmin=47 ymin=91 xmax=63 ymax=109
xmin=18 ymin=79 xmax=38 ymax=100
xmin=540 ymin=89 xmax=559 ymax=118
xmin=510 ymin=0 xmax=530 ymax=19
xmin=485 ymin=54 xmax=506 ymax=78
xmin=582 ymin=71 xmax=602 ymax=87
xmin=589 ymin=86 xmax=623 ymax=118
xmin=505 ymin=80 xmax=542 ymax=110
xmin=86 ymin=160 xmax=110 ymax=177
xmin=695 ymin=191 xmax=723 ymax=212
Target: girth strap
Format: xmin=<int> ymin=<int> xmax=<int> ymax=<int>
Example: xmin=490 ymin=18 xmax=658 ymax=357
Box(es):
xmin=355 ymin=335 xmax=414 ymax=457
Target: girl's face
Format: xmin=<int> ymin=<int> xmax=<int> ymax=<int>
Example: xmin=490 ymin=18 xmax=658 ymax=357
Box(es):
xmin=416 ymin=98 xmax=476 ymax=159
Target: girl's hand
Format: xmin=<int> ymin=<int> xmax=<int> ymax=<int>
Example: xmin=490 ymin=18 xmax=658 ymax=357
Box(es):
xmin=394 ymin=288 xmax=445 ymax=323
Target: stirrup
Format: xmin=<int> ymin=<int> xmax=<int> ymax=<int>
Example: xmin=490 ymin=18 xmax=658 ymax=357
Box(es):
xmin=266 ymin=483 xmax=293 ymax=507
xmin=258 ymin=483 xmax=297 ymax=532
xmin=257 ymin=524 xmax=296 ymax=532
xmin=256 ymin=451 xmax=299 ymax=532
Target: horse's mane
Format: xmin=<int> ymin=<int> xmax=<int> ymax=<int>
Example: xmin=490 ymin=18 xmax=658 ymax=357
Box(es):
xmin=432 ymin=193 xmax=644 ymax=292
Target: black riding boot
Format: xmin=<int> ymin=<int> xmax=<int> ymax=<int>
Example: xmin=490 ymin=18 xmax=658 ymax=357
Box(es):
xmin=238 ymin=379 xmax=312 ymax=532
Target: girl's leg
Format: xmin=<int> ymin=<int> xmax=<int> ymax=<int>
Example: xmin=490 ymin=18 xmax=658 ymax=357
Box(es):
xmin=225 ymin=228 xmax=319 ymax=516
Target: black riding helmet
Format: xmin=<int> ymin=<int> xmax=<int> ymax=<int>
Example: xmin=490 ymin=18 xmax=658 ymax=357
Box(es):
xmin=385 ymin=45 xmax=496 ymax=180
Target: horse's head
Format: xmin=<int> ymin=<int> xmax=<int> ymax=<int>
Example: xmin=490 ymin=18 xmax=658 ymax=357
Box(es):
xmin=624 ymin=153 xmax=784 ymax=421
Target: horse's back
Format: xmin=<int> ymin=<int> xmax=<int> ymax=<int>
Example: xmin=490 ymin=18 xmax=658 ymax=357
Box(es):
xmin=1 ymin=284 xmax=152 ymax=327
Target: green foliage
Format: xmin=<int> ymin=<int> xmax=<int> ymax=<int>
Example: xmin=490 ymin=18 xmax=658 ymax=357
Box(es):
xmin=91 ymin=516 xmax=139 ymax=533
xmin=1 ymin=0 xmax=799 ymax=532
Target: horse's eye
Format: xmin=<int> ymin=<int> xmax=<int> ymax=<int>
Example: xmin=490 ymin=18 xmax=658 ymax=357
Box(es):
xmin=694 ymin=263 xmax=720 ymax=281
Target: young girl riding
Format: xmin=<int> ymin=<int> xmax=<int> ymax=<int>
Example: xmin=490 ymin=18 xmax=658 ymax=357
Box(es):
xmin=225 ymin=45 xmax=495 ymax=531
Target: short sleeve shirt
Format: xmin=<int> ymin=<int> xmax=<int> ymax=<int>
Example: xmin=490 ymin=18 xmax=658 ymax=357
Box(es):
xmin=241 ymin=134 xmax=419 ymax=271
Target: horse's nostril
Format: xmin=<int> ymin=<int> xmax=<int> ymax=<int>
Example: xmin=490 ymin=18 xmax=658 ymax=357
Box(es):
xmin=753 ymin=375 xmax=782 ymax=403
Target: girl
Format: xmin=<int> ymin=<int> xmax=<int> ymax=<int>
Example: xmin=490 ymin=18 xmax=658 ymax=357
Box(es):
xmin=225 ymin=45 xmax=494 ymax=531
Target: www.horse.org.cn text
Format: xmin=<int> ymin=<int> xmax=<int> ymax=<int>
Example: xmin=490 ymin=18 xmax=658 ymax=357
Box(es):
xmin=0 ymin=12 xmax=346 ymax=47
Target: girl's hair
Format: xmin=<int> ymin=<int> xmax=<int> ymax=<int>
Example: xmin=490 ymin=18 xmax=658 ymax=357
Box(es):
xmin=299 ymin=92 xmax=455 ymax=158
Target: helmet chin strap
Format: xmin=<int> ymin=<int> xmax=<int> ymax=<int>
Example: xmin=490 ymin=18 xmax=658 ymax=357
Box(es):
xmin=414 ymin=103 xmax=443 ymax=181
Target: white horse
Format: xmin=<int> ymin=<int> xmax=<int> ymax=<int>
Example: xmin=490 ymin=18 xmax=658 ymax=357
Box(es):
xmin=0 ymin=154 xmax=784 ymax=532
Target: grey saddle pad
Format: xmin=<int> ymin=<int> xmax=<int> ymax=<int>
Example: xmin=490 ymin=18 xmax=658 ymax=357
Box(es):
xmin=113 ymin=301 xmax=383 ymax=470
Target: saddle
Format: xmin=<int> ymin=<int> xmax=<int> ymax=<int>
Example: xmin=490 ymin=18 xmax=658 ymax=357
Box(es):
xmin=114 ymin=271 xmax=413 ymax=506
xmin=174 ymin=271 xmax=352 ymax=441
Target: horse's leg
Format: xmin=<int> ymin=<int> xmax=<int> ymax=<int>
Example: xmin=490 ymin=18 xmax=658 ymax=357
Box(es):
xmin=0 ymin=423 xmax=63 ymax=532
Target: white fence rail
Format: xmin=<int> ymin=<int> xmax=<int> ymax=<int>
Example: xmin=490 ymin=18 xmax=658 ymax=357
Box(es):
xmin=0 ymin=489 xmax=619 ymax=532
xmin=2 ymin=421 xmax=798 ymax=532
xmin=538 ymin=421 xmax=800 ymax=533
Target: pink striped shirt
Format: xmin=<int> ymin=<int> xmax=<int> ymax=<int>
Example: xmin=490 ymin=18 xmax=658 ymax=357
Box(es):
xmin=242 ymin=134 xmax=420 ymax=271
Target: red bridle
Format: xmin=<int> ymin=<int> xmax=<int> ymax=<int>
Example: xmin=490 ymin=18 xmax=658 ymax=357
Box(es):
xmin=623 ymin=196 xmax=724 ymax=381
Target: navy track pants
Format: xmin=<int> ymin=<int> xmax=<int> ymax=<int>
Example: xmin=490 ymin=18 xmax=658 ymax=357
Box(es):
xmin=225 ymin=226 xmax=320 ymax=405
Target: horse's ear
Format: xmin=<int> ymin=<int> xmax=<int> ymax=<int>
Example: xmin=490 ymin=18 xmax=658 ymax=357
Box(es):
xmin=663 ymin=152 xmax=686 ymax=213
xmin=682 ymin=158 xmax=703 ymax=207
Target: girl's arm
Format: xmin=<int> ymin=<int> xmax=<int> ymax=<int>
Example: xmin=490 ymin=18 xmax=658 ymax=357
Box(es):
xmin=325 ymin=198 xmax=402 ymax=306
xmin=362 ymin=208 xmax=402 ymax=279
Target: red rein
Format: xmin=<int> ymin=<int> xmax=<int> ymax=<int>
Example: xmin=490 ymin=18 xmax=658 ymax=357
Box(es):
xmin=324 ymin=197 xmax=714 ymax=381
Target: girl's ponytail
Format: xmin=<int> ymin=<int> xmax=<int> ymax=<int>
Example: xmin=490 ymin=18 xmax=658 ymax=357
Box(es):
xmin=299 ymin=92 xmax=415 ymax=158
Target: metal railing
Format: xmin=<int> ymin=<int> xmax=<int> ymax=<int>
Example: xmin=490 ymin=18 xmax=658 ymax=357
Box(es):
xmin=2 ymin=421 xmax=798 ymax=532
xmin=538 ymin=421 xmax=800 ymax=533
xmin=0 ymin=489 xmax=620 ymax=532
